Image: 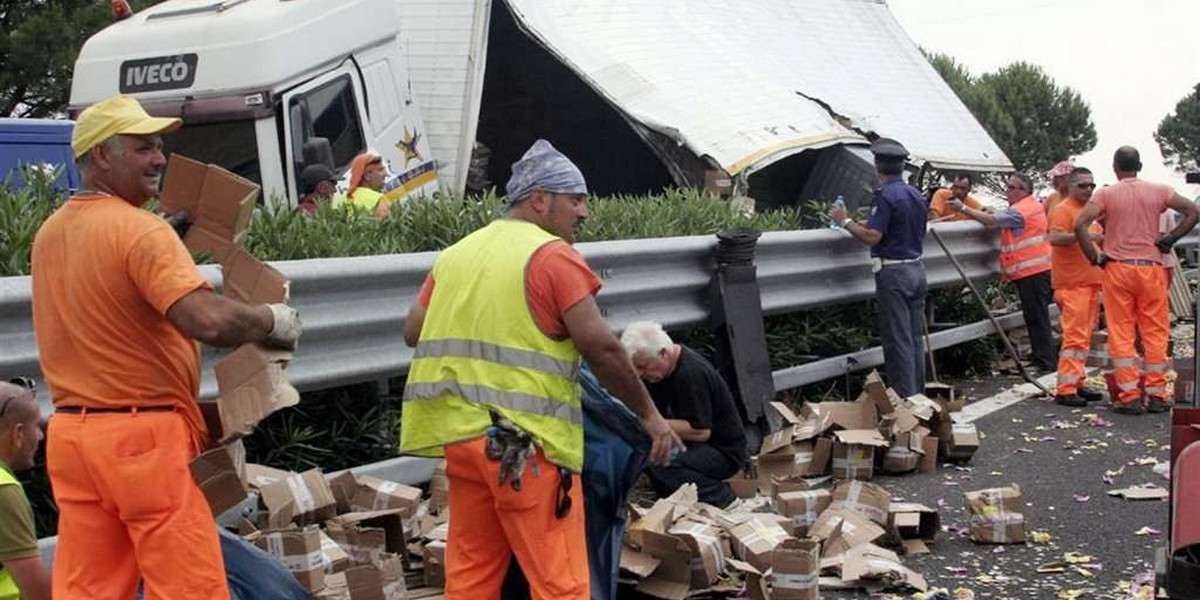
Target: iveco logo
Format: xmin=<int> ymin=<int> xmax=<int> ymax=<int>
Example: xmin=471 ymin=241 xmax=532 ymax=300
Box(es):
xmin=119 ymin=54 xmax=198 ymax=93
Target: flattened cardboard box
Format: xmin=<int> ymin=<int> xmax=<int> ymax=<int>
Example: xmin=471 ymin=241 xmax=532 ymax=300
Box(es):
xmin=965 ymin=485 xmax=1025 ymax=544
xmin=838 ymin=543 xmax=928 ymax=592
xmin=811 ymin=507 xmax=885 ymax=558
xmin=215 ymin=344 xmax=299 ymax=443
xmin=667 ymin=520 xmax=725 ymax=589
xmin=771 ymin=537 xmax=820 ymax=600
xmin=189 ymin=445 xmax=248 ymax=517
xmin=773 ymin=489 xmax=831 ymax=537
xmin=831 ymin=480 xmax=891 ymax=526
xmin=729 ymin=517 xmax=791 ymax=572
xmin=619 ymin=546 xmax=662 ymax=579
xmin=160 ymin=153 xmax=259 ymax=261
xmin=259 ymin=468 xmax=337 ymax=526
xmin=350 ymin=475 xmax=422 ymax=518
xmin=221 ymin=247 xmax=289 ymax=305
xmin=248 ymin=525 xmax=325 ymax=592
xmin=635 ymin=530 xmax=692 ymax=600
xmin=808 ymin=399 xmax=877 ymax=431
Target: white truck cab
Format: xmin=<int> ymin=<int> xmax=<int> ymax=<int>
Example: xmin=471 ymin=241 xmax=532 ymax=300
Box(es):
xmin=70 ymin=0 xmax=459 ymax=207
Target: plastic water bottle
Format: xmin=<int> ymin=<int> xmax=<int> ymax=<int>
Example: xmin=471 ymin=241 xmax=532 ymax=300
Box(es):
xmin=830 ymin=196 xmax=846 ymax=229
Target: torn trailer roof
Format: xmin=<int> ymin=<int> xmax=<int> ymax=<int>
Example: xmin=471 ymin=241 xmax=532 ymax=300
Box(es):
xmin=500 ymin=0 xmax=1012 ymax=189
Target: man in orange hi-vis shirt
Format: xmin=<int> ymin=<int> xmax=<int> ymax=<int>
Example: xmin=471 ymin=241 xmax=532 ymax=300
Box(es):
xmin=927 ymin=173 xmax=983 ymax=222
xmin=1075 ymin=146 xmax=1198 ymax=415
xmin=1047 ymin=167 xmax=1106 ymax=408
xmin=31 ymin=95 xmax=302 ymax=600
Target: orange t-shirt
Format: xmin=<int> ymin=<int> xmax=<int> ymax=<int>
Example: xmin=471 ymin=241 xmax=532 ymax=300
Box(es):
xmin=31 ymin=195 xmax=212 ymax=438
xmin=1092 ymin=178 xmax=1173 ymax=262
xmin=1044 ymin=190 xmax=1066 ymax=217
xmin=928 ymin=189 xmax=982 ymax=221
xmin=418 ymin=240 xmax=603 ymax=338
xmin=1048 ymin=198 xmax=1103 ymax=289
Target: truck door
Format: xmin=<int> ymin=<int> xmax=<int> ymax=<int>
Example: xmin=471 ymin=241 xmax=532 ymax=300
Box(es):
xmin=280 ymin=66 xmax=369 ymax=203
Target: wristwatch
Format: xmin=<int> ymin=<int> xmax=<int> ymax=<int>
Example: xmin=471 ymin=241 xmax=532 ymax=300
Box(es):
xmin=840 ymin=218 xmax=853 ymax=228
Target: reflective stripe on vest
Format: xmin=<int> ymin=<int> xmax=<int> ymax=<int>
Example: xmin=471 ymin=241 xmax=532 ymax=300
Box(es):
xmin=999 ymin=196 xmax=1052 ymax=281
xmin=0 ymin=468 xmax=21 ymax=600
xmin=401 ymin=219 xmax=585 ymax=471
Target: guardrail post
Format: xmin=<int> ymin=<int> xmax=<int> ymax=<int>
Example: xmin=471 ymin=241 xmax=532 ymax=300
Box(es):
xmin=709 ymin=228 xmax=775 ymax=450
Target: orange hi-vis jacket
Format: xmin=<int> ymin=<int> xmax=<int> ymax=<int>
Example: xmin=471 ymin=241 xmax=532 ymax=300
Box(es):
xmin=1000 ymin=195 xmax=1052 ymax=281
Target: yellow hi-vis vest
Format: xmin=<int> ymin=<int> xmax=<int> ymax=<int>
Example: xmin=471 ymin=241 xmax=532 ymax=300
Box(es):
xmin=401 ymin=219 xmax=585 ymax=471
xmin=0 ymin=467 xmax=22 ymax=600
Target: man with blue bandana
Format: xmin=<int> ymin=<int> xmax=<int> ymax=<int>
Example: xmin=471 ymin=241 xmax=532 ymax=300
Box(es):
xmin=401 ymin=140 xmax=680 ymax=600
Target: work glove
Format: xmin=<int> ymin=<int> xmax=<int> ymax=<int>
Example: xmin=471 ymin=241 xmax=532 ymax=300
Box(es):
xmin=486 ymin=412 xmax=539 ymax=491
xmin=1155 ymin=233 xmax=1179 ymax=255
xmin=266 ymin=303 xmax=302 ymax=350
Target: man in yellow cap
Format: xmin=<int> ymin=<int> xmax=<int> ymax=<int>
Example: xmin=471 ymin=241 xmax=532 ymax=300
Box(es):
xmin=0 ymin=380 xmax=50 ymax=600
xmin=32 ymin=94 xmax=302 ymax=600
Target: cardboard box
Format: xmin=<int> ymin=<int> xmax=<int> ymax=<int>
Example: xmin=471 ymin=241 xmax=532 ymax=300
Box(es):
xmin=831 ymin=480 xmax=891 ymax=526
xmin=920 ymin=435 xmax=939 ymax=473
xmin=774 ymin=489 xmax=831 ymax=537
xmin=319 ymin=529 xmax=351 ymax=574
xmin=635 ymin=531 xmax=693 ymax=600
xmin=1176 ymin=356 xmax=1195 ymax=404
xmin=1087 ymin=331 xmax=1110 ymax=368
xmin=350 ymin=476 xmax=423 ymax=518
xmin=864 ymin=371 xmax=895 ymax=416
xmin=904 ymin=394 xmax=943 ymax=423
xmin=831 ymin=429 xmax=888 ymax=480
xmin=215 ymin=344 xmax=299 ymax=443
xmin=330 ymin=510 xmax=407 ymax=555
xmin=249 ymin=525 xmax=325 ymax=592
xmin=729 ymin=518 xmax=791 ymax=572
xmin=943 ymin=422 xmax=980 ymax=462
xmin=190 ymin=445 xmax=248 ymax=517
xmin=221 ymin=247 xmax=289 ymax=305
xmin=771 ymin=537 xmax=820 ymax=600
xmin=260 ymin=468 xmax=338 ymax=526
xmin=881 ymin=431 xmax=921 ymax=474
xmin=727 ymin=558 xmax=770 ymax=600
xmin=837 ymin=543 xmax=928 ymax=592
xmin=322 ymin=564 xmax=387 ymax=600
xmin=160 ymin=153 xmax=259 ymax=260
xmin=794 ymin=406 xmax=834 ymax=441
xmin=628 ymin=484 xmax=697 ymax=547
xmin=244 ymin=463 xmax=292 ymax=489
xmin=924 ymin=382 xmax=961 ymax=412
xmin=329 ymin=471 xmax=359 ymax=515
xmin=327 ymin=521 xmax=386 ymax=566
xmin=889 ymin=502 xmax=940 ymax=544
xmin=811 ymin=507 xmax=885 ymax=558
xmin=667 ymin=520 xmax=726 ymax=589
xmin=965 ymin=485 xmax=1025 ymax=544
xmin=423 ymin=540 xmax=446 ymax=588
xmin=808 ymin=399 xmax=877 ymax=431
xmin=429 ymin=461 xmax=449 ymax=512
xmin=759 ymin=425 xmax=797 ymax=456
xmin=619 ymin=547 xmax=662 ymax=579
xmin=376 ymin=554 xmax=407 ymax=600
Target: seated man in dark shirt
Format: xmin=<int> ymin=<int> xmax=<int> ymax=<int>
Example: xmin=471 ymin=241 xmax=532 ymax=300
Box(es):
xmin=620 ymin=321 xmax=749 ymax=508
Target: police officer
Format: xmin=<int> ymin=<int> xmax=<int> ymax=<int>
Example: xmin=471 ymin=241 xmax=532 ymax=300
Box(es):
xmin=829 ymin=138 xmax=928 ymax=397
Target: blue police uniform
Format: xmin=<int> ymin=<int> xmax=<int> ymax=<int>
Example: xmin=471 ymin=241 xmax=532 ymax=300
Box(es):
xmin=862 ymin=140 xmax=928 ymax=397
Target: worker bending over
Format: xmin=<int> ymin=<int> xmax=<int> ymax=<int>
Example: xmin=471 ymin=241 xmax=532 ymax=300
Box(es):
xmin=31 ymin=95 xmax=302 ymax=600
xmin=401 ymin=139 xmax=680 ymax=600
xmin=829 ymin=138 xmax=928 ymax=397
xmin=1047 ymin=167 xmax=1105 ymax=407
xmin=0 ymin=380 xmax=50 ymax=600
xmin=620 ymin=321 xmax=748 ymax=508
xmin=951 ymin=172 xmax=1056 ymax=373
xmin=1075 ymin=146 xmax=1199 ymax=414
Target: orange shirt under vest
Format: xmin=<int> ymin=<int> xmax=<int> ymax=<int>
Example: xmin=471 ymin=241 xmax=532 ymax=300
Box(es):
xmin=1048 ymin=198 xmax=1104 ymax=289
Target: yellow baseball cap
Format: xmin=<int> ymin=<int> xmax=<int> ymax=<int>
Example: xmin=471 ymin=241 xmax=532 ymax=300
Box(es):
xmin=71 ymin=95 xmax=182 ymax=159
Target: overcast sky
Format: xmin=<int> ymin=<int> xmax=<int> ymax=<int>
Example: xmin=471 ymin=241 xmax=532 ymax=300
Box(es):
xmin=888 ymin=0 xmax=1200 ymax=196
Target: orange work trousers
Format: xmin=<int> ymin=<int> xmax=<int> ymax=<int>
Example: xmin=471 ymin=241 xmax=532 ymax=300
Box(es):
xmin=1055 ymin=284 xmax=1102 ymax=395
xmin=444 ymin=436 xmax=588 ymax=600
xmin=46 ymin=410 xmax=229 ymax=600
xmin=1103 ymin=262 xmax=1170 ymax=403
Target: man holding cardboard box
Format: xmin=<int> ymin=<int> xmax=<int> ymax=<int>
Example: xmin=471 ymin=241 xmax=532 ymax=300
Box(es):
xmin=30 ymin=94 xmax=303 ymax=600
xmin=401 ymin=140 xmax=680 ymax=600
xmin=620 ymin=321 xmax=748 ymax=508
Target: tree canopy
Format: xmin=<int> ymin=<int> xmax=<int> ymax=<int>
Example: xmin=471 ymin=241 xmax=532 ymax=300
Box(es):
xmin=0 ymin=1 xmax=163 ymax=117
xmin=1155 ymin=83 xmax=1200 ymax=174
xmin=925 ymin=51 xmax=1097 ymax=178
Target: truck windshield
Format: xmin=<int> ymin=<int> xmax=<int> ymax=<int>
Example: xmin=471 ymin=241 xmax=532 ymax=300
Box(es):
xmin=163 ymin=120 xmax=260 ymax=185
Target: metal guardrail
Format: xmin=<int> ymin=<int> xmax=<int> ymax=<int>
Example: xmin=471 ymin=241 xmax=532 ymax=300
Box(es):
xmin=5 ymin=221 xmax=1191 ymax=412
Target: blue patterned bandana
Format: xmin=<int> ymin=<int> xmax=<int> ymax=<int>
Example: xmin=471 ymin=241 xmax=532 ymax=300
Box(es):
xmin=505 ymin=139 xmax=588 ymax=203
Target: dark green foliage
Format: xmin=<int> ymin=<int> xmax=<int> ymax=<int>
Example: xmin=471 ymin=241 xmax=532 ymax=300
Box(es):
xmin=1155 ymin=83 xmax=1200 ymax=173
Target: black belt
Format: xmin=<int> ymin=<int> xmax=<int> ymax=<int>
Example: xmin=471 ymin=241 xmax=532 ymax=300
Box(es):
xmin=56 ymin=405 xmax=175 ymax=414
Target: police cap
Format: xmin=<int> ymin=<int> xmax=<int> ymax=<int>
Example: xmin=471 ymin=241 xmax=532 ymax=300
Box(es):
xmin=870 ymin=137 xmax=909 ymax=160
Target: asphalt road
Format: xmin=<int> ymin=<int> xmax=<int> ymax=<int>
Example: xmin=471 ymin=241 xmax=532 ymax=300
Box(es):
xmin=829 ymin=373 xmax=1171 ymax=600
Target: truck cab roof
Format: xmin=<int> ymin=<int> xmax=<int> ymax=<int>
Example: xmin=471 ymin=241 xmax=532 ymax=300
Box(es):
xmin=70 ymin=0 xmax=400 ymax=107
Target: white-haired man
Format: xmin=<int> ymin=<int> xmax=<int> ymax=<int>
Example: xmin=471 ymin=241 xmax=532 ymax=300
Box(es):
xmin=620 ymin=321 xmax=748 ymax=507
